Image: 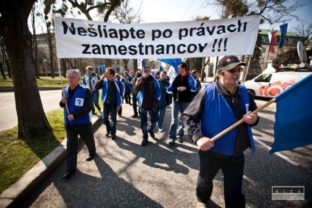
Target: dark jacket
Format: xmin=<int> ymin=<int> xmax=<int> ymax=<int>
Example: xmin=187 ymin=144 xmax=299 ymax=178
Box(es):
xmin=183 ymin=82 xmax=259 ymax=157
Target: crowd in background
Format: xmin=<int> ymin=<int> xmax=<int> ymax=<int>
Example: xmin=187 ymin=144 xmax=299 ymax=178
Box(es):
xmin=81 ymin=64 xmax=201 ymax=147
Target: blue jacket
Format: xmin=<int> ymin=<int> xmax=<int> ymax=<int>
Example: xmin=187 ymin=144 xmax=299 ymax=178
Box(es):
xmin=158 ymin=79 xmax=170 ymax=107
xmin=116 ymin=79 xmax=125 ymax=97
xmin=82 ymin=72 xmax=100 ymax=91
xmin=201 ymin=83 xmax=255 ymax=156
xmin=136 ymin=75 xmax=161 ymax=106
xmin=101 ymin=79 xmax=123 ymax=107
xmin=122 ymin=76 xmax=133 ymax=93
xmin=63 ymin=85 xmax=91 ymax=125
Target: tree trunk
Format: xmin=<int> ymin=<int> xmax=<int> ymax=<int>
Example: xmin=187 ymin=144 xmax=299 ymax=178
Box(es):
xmin=5 ymin=57 xmax=11 ymax=78
xmin=3 ymin=8 xmax=52 ymax=138
xmin=47 ymin=28 xmax=55 ymax=78
xmin=0 ymin=64 xmax=6 ymax=79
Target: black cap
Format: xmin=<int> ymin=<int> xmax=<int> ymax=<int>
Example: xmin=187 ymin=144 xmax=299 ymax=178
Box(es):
xmin=217 ymin=56 xmax=246 ymax=71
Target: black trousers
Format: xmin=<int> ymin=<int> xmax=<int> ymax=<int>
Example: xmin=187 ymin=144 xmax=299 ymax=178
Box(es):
xmin=196 ymin=152 xmax=245 ymax=208
xmin=132 ymin=94 xmax=138 ymax=116
xmin=65 ymin=123 xmax=96 ymax=173
xmin=125 ymin=92 xmax=131 ymax=104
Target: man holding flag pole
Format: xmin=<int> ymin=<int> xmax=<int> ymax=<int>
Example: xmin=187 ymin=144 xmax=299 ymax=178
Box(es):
xmin=183 ymin=48 xmax=312 ymax=206
xmin=182 ymin=55 xmax=259 ymax=207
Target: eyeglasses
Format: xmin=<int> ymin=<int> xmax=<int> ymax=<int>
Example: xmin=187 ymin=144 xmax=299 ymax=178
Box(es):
xmin=227 ymin=68 xmax=242 ymax=73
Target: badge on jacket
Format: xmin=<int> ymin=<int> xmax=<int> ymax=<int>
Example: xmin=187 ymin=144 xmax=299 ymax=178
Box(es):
xmin=75 ymin=98 xmax=84 ymax=106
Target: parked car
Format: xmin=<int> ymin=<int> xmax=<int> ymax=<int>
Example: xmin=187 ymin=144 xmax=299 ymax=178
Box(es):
xmin=243 ymin=70 xmax=312 ymax=98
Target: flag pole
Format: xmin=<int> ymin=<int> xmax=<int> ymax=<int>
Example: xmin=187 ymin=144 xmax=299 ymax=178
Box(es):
xmin=210 ymin=98 xmax=276 ymax=142
xmin=65 ymin=103 xmax=70 ymax=115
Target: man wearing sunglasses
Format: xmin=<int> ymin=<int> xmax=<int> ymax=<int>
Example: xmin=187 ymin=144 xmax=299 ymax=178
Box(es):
xmin=182 ymin=55 xmax=259 ymax=208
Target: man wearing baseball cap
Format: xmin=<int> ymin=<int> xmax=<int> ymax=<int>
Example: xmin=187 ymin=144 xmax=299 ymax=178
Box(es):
xmin=183 ymin=55 xmax=259 ymax=207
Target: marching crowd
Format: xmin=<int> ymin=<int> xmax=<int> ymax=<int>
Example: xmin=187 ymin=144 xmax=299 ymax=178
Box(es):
xmin=60 ymin=57 xmax=259 ymax=208
xmin=59 ymin=61 xmax=201 ymax=176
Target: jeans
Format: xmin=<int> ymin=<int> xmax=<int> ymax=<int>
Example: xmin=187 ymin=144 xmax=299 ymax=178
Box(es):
xmin=168 ymin=100 xmax=190 ymax=140
xmin=103 ymin=103 xmax=118 ymax=135
xmin=156 ymin=105 xmax=166 ymax=129
xmin=196 ymin=152 xmax=245 ymax=208
xmin=140 ymin=107 xmax=157 ymax=140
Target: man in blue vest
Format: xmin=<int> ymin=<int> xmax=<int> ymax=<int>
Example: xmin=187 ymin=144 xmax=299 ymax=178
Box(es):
xmin=183 ymin=56 xmax=259 ymax=208
xmin=60 ymin=69 xmax=96 ymax=180
xmin=95 ymin=67 xmax=123 ymax=140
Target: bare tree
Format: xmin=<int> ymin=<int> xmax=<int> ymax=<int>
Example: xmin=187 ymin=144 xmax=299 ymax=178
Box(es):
xmin=215 ymin=0 xmax=248 ymax=18
xmin=251 ymin=0 xmax=302 ymax=24
xmin=113 ymin=0 xmax=141 ymax=24
xmin=293 ymin=23 xmax=312 ymax=46
xmin=0 ymin=0 xmax=53 ymax=138
xmin=212 ymin=0 xmax=301 ymax=24
xmin=55 ymin=0 xmax=122 ymax=21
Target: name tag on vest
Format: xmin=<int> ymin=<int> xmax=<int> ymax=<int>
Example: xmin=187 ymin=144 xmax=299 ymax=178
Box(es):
xmin=75 ymin=98 xmax=84 ymax=106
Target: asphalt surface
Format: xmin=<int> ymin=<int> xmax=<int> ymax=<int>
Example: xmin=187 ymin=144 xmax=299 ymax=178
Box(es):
xmin=18 ymin=102 xmax=312 ymax=208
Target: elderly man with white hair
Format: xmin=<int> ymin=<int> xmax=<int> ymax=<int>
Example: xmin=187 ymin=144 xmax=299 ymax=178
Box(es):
xmin=60 ymin=69 xmax=96 ymax=180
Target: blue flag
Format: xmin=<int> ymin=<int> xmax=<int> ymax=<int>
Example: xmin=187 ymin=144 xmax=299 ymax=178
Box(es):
xmin=278 ymin=23 xmax=288 ymax=48
xmin=159 ymin=58 xmax=182 ymax=73
xmin=98 ymin=64 xmax=105 ymax=74
xmin=141 ymin=59 xmax=146 ymax=70
xmin=270 ymin=74 xmax=312 ymax=153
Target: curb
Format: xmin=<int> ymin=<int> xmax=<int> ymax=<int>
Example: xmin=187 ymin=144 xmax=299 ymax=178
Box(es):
xmin=0 ymin=115 xmax=102 ymax=208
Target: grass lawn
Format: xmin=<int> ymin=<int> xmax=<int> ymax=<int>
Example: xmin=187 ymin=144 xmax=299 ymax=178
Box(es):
xmin=0 ymin=76 xmax=67 ymax=88
xmin=0 ymin=110 xmax=65 ymax=194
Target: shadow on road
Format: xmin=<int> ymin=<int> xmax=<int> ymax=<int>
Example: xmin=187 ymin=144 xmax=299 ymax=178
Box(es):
xmin=20 ymin=154 xmax=162 ymax=208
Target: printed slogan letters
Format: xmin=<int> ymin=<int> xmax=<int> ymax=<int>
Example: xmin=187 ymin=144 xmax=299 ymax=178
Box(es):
xmin=55 ymin=15 xmax=260 ymax=59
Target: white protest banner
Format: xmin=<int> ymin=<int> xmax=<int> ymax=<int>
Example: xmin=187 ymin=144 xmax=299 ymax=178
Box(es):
xmin=54 ymin=15 xmax=261 ymax=59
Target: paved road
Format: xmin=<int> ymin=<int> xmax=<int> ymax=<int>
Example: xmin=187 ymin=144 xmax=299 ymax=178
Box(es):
xmin=253 ymin=99 xmax=312 ymax=174
xmin=20 ymin=102 xmax=311 ymax=208
xmin=0 ymin=90 xmax=61 ymax=131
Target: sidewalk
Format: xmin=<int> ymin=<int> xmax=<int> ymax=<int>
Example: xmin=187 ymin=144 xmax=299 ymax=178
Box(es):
xmin=0 ymin=115 xmax=102 ymax=208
